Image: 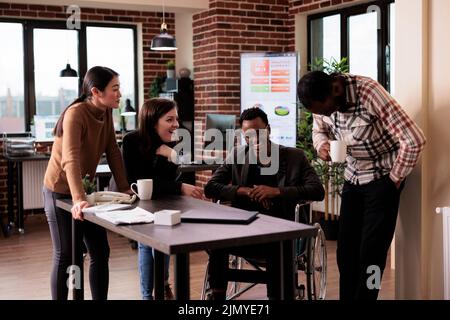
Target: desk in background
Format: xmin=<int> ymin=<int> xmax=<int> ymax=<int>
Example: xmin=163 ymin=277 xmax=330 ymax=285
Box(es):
xmin=56 ymin=195 xmax=316 ymax=300
xmin=4 ymin=153 xmax=50 ymax=234
xmin=4 ymin=156 xmax=113 ymax=235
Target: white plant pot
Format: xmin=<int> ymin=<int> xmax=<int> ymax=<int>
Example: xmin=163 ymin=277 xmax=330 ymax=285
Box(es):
xmin=166 ymin=69 xmax=175 ymax=79
xmin=86 ymin=193 xmax=96 ymax=206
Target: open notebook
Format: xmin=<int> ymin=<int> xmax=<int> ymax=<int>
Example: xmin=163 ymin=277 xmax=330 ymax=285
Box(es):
xmin=83 ymin=204 xmax=154 ymax=225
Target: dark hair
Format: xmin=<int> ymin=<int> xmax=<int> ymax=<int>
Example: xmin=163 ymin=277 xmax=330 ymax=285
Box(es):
xmin=138 ymin=98 xmax=178 ymax=152
xmin=53 ymin=66 xmax=119 ymax=137
xmin=297 ymin=71 xmax=333 ymax=109
xmin=239 ymin=107 xmax=269 ymax=126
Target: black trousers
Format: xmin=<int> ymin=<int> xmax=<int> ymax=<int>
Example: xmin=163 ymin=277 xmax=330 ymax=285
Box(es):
xmin=43 ymin=187 xmax=110 ymax=300
xmin=207 ymin=242 xmax=281 ymax=300
xmin=337 ymin=175 xmax=404 ymax=300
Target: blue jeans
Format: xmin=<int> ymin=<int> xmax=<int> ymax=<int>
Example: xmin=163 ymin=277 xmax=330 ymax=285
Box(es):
xmin=138 ymin=243 xmax=170 ymax=300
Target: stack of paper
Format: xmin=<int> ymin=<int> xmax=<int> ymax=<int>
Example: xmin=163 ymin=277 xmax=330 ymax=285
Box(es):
xmin=82 ymin=203 xmax=133 ymax=213
xmin=91 ymin=206 xmax=155 ymax=225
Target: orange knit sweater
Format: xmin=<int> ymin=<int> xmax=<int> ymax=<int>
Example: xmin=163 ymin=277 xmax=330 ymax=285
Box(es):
xmin=44 ymin=101 xmax=129 ymax=202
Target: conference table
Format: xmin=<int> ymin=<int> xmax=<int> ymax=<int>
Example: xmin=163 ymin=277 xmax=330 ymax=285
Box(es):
xmin=56 ymin=195 xmax=317 ymax=300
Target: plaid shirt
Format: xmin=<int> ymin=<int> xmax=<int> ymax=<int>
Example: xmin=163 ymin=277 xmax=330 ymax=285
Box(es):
xmin=313 ymin=74 xmax=426 ymax=185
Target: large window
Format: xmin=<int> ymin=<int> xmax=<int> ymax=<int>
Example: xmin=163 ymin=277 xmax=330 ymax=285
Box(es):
xmin=34 ymin=29 xmax=79 ymax=117
xmin=0 ymin=20 xmax=138 ymax=133
xmin=87 ymin=26 xmax=136 ymax=131
xmin=348 ymin=11 xmax=378 ymax=80
xmin=0 ymin=22 xmax=24 ymax=132
xmin=310 ymin=14 xmax=341 ymax=65
xmin=308 ymin=0 xmax=395 ymax=90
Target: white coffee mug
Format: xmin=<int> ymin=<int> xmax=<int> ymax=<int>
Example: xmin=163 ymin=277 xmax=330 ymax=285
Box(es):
xmin=329 ymin=140 xmax=347 ymax=163
xmin=131 ymin=179 xmax=153 ymax=200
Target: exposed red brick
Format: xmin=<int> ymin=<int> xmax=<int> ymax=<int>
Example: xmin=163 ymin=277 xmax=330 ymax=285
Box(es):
xmin=28 ymin=5 xmax=46 ymax=10
xmin=11 ymin=3 xmax=28 ymax=10
xmin=96 ymin=8 xmax=111 ymax=14
xmin=88 ymin=15 xmax=103 ymax=21
xmin=21 ymin=11 xmax=37 ymax=17
xmin=3 ymin=10 xmax=20 ymax=16
xmin=111 ymin=9 xmax=126 ymax=15
xmin=46 ymin=5 xmax=62 ymax=12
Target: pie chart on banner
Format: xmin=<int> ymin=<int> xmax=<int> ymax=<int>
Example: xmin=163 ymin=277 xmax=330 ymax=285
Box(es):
xmin=274 ymin=106 xmax=290 ymax=116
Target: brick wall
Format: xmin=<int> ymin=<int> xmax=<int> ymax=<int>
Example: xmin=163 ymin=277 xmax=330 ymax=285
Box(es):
xmin=290 ymin=0 xmax=360 ymax=14
xmin=0 ymin=2 xmax=174 ymax=223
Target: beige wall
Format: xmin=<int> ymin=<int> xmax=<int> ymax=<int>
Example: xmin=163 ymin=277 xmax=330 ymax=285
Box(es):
xmin=425 ymin=0 xmax=450 ymax=299
xmin=394 ymin=0 xmax=428 ymax=299
xmin=394 ymin=0 xmax=450 ymax=299
xmin=295 ymin=14 xmax=308 ymax=77
xmin=175 ymin=12 xmax=194 ymax=78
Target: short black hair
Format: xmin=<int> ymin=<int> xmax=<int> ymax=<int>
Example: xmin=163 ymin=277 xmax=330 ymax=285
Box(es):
xmin=297 ymin=71 xmax=333 ymax=109
xmin=239 ymin=107 xmax=269 ymax=126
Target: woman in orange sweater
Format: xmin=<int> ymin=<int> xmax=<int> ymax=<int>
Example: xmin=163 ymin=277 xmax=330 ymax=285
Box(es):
xmin=43 ymin=66 xmax=131 ymax=300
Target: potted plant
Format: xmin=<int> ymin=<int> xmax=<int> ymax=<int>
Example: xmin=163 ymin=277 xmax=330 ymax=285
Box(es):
xmin=82 ymin=174 xmax=97 ymax=205
xmin=296 ymin=56 xmax=349 ymax=240
xmin=148 ymin=75 xmax=166 ymax=98
xmin=166 ymin=60 xmax=175 ymax=79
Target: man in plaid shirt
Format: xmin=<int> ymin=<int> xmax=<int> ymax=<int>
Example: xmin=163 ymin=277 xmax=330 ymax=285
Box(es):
xmin=297 ymin=71 xmax=426 ymax=300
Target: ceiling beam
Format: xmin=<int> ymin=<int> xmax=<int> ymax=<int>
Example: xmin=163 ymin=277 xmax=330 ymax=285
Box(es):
xmin=9 ymin=0 xmax=209 ymax=13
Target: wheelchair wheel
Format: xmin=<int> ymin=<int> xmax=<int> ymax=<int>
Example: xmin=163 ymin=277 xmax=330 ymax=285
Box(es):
xmin=226 ymin=256 xmax=242 ymax=298
xmin=201 ymin=255 xmax=245 ymax=300
xmin=306 ymin=223 xmax=327 ymax=300
xmin=201 ymin=260 xmax=211 ymax=300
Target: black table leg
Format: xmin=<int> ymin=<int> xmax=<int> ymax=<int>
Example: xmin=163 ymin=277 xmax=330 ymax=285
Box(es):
xmin=281 ymin=240 xmax=295 ymax=300
xmin=0 ymin=212 xmax=8 ymax=237
xmin=174 ymin=253 xmax=190 ymax=300
xmin=17 ymin=162 xmax=24 ymax=233
xmin=154 ymin=250 xmax=165 ymax=300
xmin=7 ymin=160 xmax=14 ymax=228
xmin=72 ymin=217 xmax=84 ymax=300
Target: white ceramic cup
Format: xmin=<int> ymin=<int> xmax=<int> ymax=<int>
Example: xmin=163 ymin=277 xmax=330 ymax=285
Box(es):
xmin=130 ymin=179 xmax=153 ymax=200
xmin=329 ymin=140 xmax=347 ymax=163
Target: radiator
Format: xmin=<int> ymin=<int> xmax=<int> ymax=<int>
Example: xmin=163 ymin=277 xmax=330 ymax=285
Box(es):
xmin=436 ymin=207 xmax=450 ymax=300
xmin=22 ymin=160 xmax=48 ymax=210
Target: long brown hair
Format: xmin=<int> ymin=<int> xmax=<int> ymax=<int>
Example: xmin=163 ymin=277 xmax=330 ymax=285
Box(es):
xmin=53 ymin=66 xmax=119 ymax=137
xmin=138 ymin=98 xmax=178 ymax=152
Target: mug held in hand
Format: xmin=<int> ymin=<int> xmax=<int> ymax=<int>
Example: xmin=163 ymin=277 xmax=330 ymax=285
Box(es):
xmin=329 ymin=140 xmax=347 ymax=163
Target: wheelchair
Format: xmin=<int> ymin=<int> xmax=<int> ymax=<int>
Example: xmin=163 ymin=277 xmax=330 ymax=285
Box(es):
xmin=200 ymin=202 xmax=327 ymax=300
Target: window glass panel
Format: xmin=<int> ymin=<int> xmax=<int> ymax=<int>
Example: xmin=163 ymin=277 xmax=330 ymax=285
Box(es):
xmin=0 ymin=23 xmax=25 ymax=132
xmin=86 ymin=26 xmax=135 ymax=131
xmin=34 ymin=29 xmax=79 ymax=117
xmin=348 ymin=12 xmax=378 ymax=80
xmin=310 ymin=14 xmax=341 ymax=66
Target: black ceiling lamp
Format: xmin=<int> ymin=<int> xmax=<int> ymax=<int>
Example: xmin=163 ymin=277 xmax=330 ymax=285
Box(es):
xmin=60 ymin=63 xmax=78 ymax=77
xmin=151 ymin=0 xmax=177 ymax=51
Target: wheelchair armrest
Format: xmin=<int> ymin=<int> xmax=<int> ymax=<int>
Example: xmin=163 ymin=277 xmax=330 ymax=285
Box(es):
xmin=295 ymin=201 xmax=313 ymax=224
xmin=215 ymin=199 xmax=233 ymax=206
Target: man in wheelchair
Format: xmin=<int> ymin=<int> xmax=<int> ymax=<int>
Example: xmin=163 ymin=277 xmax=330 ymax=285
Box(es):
xmin=204 ymin=107 xmax=325 ymax=300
